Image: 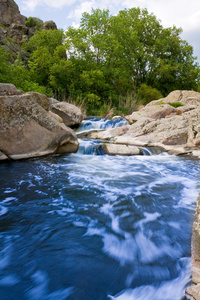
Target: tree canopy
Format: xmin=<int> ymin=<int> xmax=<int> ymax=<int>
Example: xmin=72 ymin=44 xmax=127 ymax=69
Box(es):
xmin=1 ymin=7 xmax=199 ymax=115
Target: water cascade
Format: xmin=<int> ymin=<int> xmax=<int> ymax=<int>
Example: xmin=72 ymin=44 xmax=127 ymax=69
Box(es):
xmin=0 ymin=118 xmax=199 ymax=300
xmin=76 ymin=117 xmax=129 ymax=135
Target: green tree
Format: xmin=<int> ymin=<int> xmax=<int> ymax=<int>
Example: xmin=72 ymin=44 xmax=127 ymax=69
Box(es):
xmin=15 ymin=8 xmax=199 ymax=113
xmin=65 ymin=7 xmax=199 ymax=102
xmin=24 ymin=29 xmax=65 ymax=54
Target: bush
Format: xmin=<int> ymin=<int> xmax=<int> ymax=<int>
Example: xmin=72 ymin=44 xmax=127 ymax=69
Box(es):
xmin=25 ymin=17 xmax=42 ymax=29
xmin=21 ymin=80 xmax=52 ymax=96
xmin=137 ymin=84 xmax=163 ymax=105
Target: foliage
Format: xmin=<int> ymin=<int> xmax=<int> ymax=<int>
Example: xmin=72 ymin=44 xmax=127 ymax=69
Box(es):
xmin=23 ymin=29 xmax=65 ymax=54
xmin=25 ymin=17 xmax=42 ymax=29
xmin=0 ymin=24 xmax=7 ymax=29
xmin=137 ymin=84 xmax=163 ymax=105
xmin=0 ymin=47 xmax=11 ymax=83
xmin=0 ymin=47 xmax=51 ymax=94
xmin=1 ymin=8 xmax=200 ymax=116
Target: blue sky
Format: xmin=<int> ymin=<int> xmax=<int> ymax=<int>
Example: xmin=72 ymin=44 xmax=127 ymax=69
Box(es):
xmin=14 ymin=0 xmax=200 ymax=62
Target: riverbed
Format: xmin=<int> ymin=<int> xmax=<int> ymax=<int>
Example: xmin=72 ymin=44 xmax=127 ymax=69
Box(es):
xmin=0 ymin=119 xmax=200 ymax=300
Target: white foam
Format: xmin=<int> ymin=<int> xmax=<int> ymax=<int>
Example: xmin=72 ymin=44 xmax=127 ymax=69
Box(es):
xmin=0 ymin=205 xmax=8 ymax=216
xmin=2 ymin=197 xmax=17 ymax=203
xmin=103 ymin=233 xmax=136 ymax=265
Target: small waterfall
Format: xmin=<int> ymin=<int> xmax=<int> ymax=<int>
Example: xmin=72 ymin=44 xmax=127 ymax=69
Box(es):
xmin=77 ymin=139 xmax=104 ymax=155
xmin=77 ymin=118 xmax=167 ymax=156
xmin=140 ymin=146 xmax=165 ymax=156
xmin=76 ymin=117 xmax=129 ymax=134
xmin=77 ymin=139 xmax=166 ymax=156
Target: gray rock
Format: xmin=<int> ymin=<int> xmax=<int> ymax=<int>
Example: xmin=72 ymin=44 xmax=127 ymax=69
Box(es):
xmin=44 ymin=21 xmax=57 ymax=30
xmin=0 ymin=91 xmax=79 ymax=160
xmin=7 ymin=23 xmax=28 ymax=44
xmin=89 ymin=90 xmax=200 ymax=157
xmin=50 ymin=102 xmax=84 ymax=127
xmin=103 ymin=143 xmax=141 ymax=155
xmin=26 ymin=92 xmax=50 ymax=111
xmin=185 ymin=196 xmax=200 ymax=300
xmin=49 ymin=97 xmax=59 ymax=105
xmin=0 ymin=83 xmax=22 ymax=96
xmin=0 ymin=0 xmax=24 ymax=27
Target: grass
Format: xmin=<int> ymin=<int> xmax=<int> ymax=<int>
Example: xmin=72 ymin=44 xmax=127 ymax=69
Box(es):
xmin=155 ymin=101 xmax=165 ymax=105
xmin=168 ymin=102 xmax=184 ymax=108
xmin=155 ymin=101 xmax=184 ymax=108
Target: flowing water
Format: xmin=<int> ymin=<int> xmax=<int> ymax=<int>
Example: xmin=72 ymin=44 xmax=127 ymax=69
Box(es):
xmin=76 ymin=117 xmax=129 ymax=135
xmin=0 ymin=118 xmax=200 ymax=300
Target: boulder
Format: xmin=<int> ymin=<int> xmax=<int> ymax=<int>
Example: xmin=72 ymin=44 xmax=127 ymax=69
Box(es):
xmin=103 ymin=143 xmax=141 ymax=155
xmin=0 ymin=91 xmax=79 ymax=160
xmin=126 ymin=104 xmax=177 ymax=124
xmin=26 ymin=92 xmax=50 ymax=111
xmin=50 ymin=102 xmax=84 ymax=127
xmin=0 ymin=83 xmax=22 ymax=96
xmin=49 ymin=97 xmax=59 ymax=105
xmin=44 ymin=21 xmax=57 ymax=30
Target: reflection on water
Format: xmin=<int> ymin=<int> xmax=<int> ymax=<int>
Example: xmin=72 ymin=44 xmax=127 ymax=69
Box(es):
xmin=0 ymin=149 xmax=199 ymax=299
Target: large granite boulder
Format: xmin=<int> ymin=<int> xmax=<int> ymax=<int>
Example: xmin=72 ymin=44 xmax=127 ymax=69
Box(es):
xmin=89 ymin=90 xmax=200 ymax=157
xmin=0 ymin=85 xmax=79 ymax=161
xmin=50 ymin=101 xmax=84 ymax=127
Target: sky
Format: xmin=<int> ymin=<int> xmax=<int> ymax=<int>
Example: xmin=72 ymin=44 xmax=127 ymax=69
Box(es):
xmin=14 ymin=0 xmax=200 ymax=62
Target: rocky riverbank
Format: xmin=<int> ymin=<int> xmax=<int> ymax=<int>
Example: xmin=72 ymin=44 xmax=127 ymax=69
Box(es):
xmin=87 ymin=90 xmax=200 ymax=159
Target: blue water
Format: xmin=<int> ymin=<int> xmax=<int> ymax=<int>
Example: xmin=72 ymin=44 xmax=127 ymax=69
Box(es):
xmin=0 ymin=118 xmax=200 ymax=300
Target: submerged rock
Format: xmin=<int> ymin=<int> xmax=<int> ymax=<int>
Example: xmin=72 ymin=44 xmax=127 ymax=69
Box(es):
xmin=0 ymin=84 xmax=79 ymax=161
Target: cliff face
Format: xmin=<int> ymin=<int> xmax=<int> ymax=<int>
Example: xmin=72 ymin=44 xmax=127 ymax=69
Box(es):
xmin=0 ymin=0 xmax=57 ymax=60
xmin=0 ymin=0 xmax=25 ymax=27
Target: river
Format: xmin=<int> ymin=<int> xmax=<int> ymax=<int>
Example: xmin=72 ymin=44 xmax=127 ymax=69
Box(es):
xmin=0 ymin=118 xmax=200 ymax=300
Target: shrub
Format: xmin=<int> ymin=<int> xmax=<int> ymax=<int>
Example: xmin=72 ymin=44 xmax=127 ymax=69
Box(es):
xmin=137 ymin=84 xmax=163 ymax=105
xmin=25 ymin=17 xmax=42 ymax=29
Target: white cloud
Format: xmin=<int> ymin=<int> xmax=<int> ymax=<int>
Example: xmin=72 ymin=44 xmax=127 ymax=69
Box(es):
xmin=67 ymin=1 xmax=95 ymax=22
xmin=22 ymin=0 xmax=77 ymax=11
xmin=121 ymin=0 xmax=200 ymax=31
